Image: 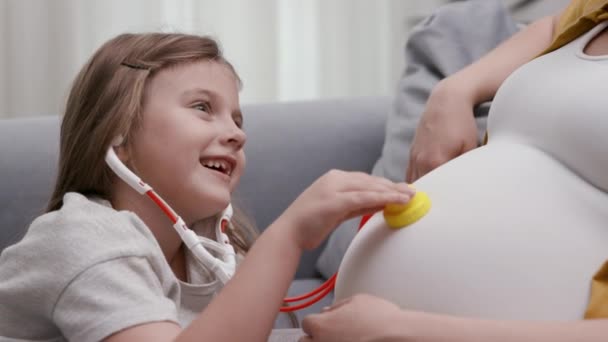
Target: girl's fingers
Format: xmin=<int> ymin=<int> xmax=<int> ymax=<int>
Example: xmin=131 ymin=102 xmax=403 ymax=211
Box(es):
xmin=338 ymin=190 xmax=413 ymax=218
xmin=336 ymin=172 xmax=414 ymax=195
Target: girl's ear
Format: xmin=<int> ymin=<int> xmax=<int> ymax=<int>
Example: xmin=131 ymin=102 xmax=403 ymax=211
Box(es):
xmin=111 ymin=136 xmax=130 ymax=163
xmin=113 ymin=145 xmax=130 ymax=163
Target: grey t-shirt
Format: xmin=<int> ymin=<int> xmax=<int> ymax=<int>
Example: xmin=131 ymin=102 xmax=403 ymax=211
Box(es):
xmin=0 ymin=192 xmax=222 ymax=342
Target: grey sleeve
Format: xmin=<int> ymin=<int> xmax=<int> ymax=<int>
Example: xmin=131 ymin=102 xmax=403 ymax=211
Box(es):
xmin=372 ymin=0 xmax=519 ymax=182
xmin=53 ymin=256 xmax=179 ymax=342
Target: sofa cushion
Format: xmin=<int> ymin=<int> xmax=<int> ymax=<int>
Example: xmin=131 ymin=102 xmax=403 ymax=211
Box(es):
xmin=0 ymin=116 xmax=59 ymax=250
xmin=237 ymin=97 xmax=389 ymax=278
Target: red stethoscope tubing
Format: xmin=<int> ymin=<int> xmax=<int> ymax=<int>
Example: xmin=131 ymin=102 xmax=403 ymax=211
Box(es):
xmin=279 ymin=214 xmax=373 ymax=312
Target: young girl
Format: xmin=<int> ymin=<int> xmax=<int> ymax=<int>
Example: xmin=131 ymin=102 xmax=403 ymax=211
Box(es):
xmin=0 ymin=33 xmax=414 ymax=341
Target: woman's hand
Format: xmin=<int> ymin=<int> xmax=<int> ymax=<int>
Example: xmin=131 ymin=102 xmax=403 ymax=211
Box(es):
xmin=406 ymin=79 xmax=479 ymax=183
xmin=277 ymin=170 xmax=414 ymax=251
xmin=299 ymin=294 xmax=409 ymax=342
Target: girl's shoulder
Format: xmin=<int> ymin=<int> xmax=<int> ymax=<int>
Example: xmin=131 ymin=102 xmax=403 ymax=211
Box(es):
xmin=27 ymin=192 xmax=162 ymax=260
xmin=1 ymin=192 xmax=165 ymax=289
xmin=0 ymin=193 xmax=179 ymax=338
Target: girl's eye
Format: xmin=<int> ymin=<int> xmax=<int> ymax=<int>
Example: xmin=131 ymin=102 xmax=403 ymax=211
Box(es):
xmin=193 ymin=102 xmax=211 ymax=112
xmin=233 ymin=117 xmax=243 ymax=129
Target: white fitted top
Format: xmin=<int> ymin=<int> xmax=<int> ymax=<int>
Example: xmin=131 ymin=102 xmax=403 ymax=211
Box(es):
xmin=336 ymin=22 xmax=608 ymax=320
xmin=488 ymin=21 xmax=608 ymax=192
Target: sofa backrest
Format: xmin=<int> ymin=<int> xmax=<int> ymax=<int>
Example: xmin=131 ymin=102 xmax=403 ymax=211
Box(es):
xmin=1 ymin=116 xmax=60 ymax=249
xmin=0 ymin=96 xmax=389 ymax=278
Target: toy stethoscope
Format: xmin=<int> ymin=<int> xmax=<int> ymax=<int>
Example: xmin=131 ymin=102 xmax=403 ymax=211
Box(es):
xmin=105 ymin=143 xmax=237 ymax=284
xmin=105 ymin=140 xmax=431 ymax=312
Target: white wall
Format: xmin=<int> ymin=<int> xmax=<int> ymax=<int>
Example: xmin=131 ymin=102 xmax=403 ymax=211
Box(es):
xmin=0 ymin=0 xmax=569 ymax=118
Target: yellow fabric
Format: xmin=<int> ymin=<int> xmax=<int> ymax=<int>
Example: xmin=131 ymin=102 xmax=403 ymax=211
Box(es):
xmin=542 ymin=0 xmax=608 ymax=55
xmin=586 ymin=261 xmax=608 ymax=318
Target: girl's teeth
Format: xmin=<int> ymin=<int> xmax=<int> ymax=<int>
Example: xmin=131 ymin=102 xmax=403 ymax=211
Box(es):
xmin=203 ymin=159 xmax=230 ymax=175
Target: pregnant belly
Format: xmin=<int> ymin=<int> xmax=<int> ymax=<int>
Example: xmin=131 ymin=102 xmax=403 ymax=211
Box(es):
xmin=335 ymin=140 xmax=608 ymax=320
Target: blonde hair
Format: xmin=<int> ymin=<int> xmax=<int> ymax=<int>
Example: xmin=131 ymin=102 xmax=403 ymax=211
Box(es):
xmin=47 ymin=33 xmax=257 ymax=255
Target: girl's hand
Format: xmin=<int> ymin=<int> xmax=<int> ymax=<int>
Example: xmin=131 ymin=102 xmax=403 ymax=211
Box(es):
xmin=277 ymin=170 xmax=414 ymax=251
xmin=406 ymin=79 xmax=479 ymax=183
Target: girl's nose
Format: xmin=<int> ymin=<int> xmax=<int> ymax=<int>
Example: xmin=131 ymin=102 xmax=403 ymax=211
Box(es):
xmin=222 ymin=121 xmax=246 ymax=150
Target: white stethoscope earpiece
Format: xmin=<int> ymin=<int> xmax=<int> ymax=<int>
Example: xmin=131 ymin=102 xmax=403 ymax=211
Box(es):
xmin=105 ymin=142 xmax=236 ymax=284
xmin=111 ymin=135 xmax=124 ymax=147
xmin=105 ymin=143 xmax=150 ymax=194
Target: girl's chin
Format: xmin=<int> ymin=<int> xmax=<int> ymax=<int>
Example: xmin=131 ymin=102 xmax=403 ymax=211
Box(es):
xmin=193 ymin=191 xmax=232 ymax=212
xmin=185 ymin=177 xmax=233 ymax=212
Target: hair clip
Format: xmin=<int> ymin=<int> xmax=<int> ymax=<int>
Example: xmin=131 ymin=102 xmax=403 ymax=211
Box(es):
xmin=120 ymin=61 xmax=150 ymax=70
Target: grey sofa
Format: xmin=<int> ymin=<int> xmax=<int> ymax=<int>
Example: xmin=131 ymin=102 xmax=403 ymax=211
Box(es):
xmin=0 ymin=96 xmax=390 ymax=326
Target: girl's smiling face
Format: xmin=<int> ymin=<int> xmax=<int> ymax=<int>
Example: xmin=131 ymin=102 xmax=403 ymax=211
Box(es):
xmin=127 ymin=60 xmax=246 ymax=224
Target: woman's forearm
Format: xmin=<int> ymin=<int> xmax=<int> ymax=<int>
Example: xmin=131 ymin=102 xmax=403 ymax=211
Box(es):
xmin=400 ymin=310 xmax=608 ymax=342
xmin=446 ymin=14 xmax=557 ymax=106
